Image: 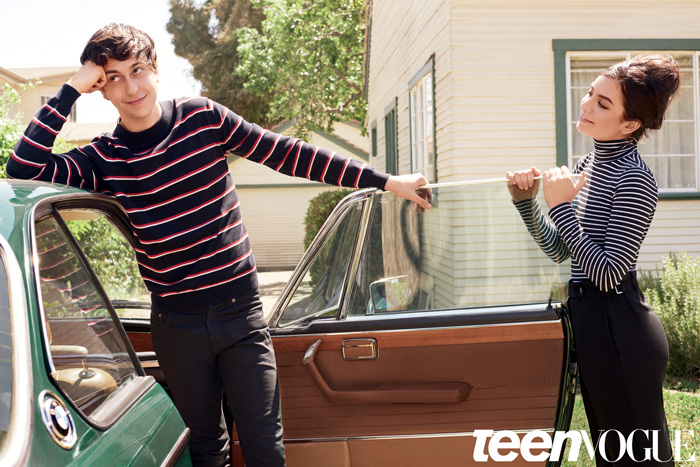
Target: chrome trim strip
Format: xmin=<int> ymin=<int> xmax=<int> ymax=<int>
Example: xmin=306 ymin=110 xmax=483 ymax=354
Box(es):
xmin=89 ymin=375 xmax=157 ymax=428
xmin=0 ymin=235 xmax=33 ymax=467
xmin=271 ymin=318 xmax=563 ymax=340
xmin=338 ymin=194 xmax=373 ymax=320
xmin=344 ymin=302 xmax=558 ymax=322
xmin=270 ymin=189 xmax=375 ymax=327
xmin=232 ymin=428 xmax=557 ymax=445
xmin=29 ymin=203 xmax=56 ymax=375
xmin=161 ymin=427 xmax=191 ymax=467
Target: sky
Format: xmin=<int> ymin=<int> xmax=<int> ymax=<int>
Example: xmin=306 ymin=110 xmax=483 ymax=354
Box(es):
xmin=0 ymin=0 xmax=201 ymax=122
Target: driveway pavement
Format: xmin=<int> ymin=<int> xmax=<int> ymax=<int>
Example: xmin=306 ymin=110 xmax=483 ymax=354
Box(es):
xmin=257 ymin=269 xmax=294 ymax=319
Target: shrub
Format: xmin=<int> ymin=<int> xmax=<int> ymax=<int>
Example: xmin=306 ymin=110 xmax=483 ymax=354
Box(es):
xmin=642 ymin=253 xmax=700 ymax=378
xmin=303 ymin=188 xmax=355 ymax=250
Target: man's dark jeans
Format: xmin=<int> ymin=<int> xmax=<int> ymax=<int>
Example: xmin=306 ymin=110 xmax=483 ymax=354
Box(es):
xmin=151 ymin=293 xmax=285 ymax=466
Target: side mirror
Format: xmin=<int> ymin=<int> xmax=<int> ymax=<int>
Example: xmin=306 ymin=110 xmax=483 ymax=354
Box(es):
xmin=368 ymin=275 xmax=412 ymax=314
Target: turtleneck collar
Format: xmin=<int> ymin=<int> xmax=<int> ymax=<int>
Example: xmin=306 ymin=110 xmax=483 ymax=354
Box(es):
xmin=113 ymin=100 xmax=174 ymax=154
xmin=593 ymin=138 xmax=637 ymax=161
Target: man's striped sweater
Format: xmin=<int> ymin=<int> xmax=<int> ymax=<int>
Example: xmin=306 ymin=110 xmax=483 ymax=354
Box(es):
xmin=513 ymin=139 xmax=658 ymax=292
xmin=8 ymin=84 xmax=390 ymax=309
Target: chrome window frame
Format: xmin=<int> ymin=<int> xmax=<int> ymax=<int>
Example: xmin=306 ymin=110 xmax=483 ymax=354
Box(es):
xmin=29 ymin=195 xmax=154 ymax=430
xmin=271 ymin=178 xmax=572 ymax=328
xmin=0 ymin=235 xmax=32 ymax=467
xmin=269 ymin=189 xmax=375 ymax=327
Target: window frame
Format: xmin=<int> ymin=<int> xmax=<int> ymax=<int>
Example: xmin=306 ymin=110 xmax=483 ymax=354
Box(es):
xmin=31 ymin=198 xmax=151 ymax=430
xmin=384 ymin=98 xmax=399 ymax=175
xmin=270 ymin=191 xmax=372 ymax=327
xmin=408 ymin=56 xmax=437 ymax=183
xmin=553 ymin=39 xmax=700 ymax=199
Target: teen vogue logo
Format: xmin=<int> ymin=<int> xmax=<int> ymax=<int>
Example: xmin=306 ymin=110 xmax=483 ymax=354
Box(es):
xmin=473 ymin=429 xmax=696 ymax=463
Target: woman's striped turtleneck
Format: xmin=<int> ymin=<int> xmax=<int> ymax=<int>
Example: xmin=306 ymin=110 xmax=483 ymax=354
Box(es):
xmin=514 ymin=138 xmax=659 ymax=292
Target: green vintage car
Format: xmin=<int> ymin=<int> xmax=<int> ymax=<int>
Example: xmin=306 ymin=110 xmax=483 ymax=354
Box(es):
xmin=0 ymin=179 xmax=191 ymax=466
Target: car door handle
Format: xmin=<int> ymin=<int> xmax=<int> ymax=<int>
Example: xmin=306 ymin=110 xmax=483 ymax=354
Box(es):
xmin=302 ymin=339 xmax=472 ymax=405
xmin=341 ymin=338 xmax=377 ymax=360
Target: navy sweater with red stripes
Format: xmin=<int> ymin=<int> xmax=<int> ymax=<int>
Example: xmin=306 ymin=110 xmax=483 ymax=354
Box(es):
xmin=8 ymin=84 xmax=390 ymax=309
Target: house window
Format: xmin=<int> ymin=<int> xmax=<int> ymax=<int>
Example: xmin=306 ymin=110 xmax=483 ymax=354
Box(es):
xmin=42 ymin=95 xmax=77 ymax=123
xmin=371 ymin=120 xmax=378 ymax=159
xmin=554 ymin=40 xmax=700 ymax=196
xmin=409 ymin=57 xmax=436 ymax=183
xmin=384 ymin=98 xmax=398 ymax=175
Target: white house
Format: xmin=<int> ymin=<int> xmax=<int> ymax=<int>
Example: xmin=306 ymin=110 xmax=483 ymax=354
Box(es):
xmin=365 ymin=0 xmax=700 ymax=273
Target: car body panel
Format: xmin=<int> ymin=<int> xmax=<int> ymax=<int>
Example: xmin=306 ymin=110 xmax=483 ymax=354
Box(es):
xmin=0 ymin=180 xmax=190 ymax=466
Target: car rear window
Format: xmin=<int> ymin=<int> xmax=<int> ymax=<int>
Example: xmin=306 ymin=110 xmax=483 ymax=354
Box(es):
xmin=35 ymin=214 xmax=139 ymax=421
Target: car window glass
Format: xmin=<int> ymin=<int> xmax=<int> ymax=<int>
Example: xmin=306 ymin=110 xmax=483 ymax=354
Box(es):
xmin=0 ymin=256 xmax=11 ymax=451
xmin=35 ymin=214 xmax=138 ymax=419
xmin=60 ymin=211 xmax=150 ymax=319
xmin=346 ymin=182 xmax=571 ymax=316
xmin=279 ymin=201 xmax=364 ymax=326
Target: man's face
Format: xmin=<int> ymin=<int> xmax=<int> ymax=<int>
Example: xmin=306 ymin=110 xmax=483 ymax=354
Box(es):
xmin=100 ymin=57 xmax=161 ymax=132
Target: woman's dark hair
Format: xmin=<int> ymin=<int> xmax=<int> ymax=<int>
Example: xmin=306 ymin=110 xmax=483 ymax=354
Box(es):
xmin=80 ymin=23 xmax=158 ymax=72
xmin=602 ymin=54 xmax=681 ymax=141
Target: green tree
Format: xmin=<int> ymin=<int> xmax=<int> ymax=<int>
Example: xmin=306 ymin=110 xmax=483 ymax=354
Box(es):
xmin=236 ymin=0 xmax=367 ymax=139
xmin=67 ymin=217 xmax=148 ymax=301
xmin=167 ymin=0 xmax=272 ymax=125
xmin=0 ymin=84 xmax=25 ymax=178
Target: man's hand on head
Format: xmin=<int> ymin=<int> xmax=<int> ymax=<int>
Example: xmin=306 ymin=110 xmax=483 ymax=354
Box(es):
xmin=384 ymin=173 xmax=432 ymax=211
xmin=67 ymin=61 xmax=107 ymax=94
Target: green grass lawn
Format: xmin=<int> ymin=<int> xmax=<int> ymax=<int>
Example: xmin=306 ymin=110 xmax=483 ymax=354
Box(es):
xmin=560 ymin=379 xmax=699 ymax=466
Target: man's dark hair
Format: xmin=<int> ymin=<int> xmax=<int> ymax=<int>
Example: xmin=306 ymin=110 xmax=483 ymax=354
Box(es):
xmin=80 ymin=23 xmax=158 ymax=72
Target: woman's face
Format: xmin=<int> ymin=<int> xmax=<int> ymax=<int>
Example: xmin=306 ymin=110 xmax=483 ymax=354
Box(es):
xmin=577 ymin=75 xmax=639 ymax=141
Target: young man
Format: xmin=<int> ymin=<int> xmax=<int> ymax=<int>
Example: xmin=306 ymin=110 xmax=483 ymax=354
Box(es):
xmin=8 ymin=24 xmax=430 ymax=466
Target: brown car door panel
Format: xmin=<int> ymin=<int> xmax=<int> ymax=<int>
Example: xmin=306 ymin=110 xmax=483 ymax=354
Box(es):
xmin=124 ymin=307 xmax=568 ymax=466
xmin=268 ymin=317 xmax=564 ymax=440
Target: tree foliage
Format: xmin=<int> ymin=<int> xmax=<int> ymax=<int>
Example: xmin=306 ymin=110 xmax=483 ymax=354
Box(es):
xmin=236 ymin=0 xmax=367 ymax=139
xmin=0 ymin=84 xmax=24 ymax=179
xmin=67 ymin=217 xmax=148 ymax=301
xmin=167 ymin=0 xmax=272 ymax=125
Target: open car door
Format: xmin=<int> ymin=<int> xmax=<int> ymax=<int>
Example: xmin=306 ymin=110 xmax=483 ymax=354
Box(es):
xmin=248 ymin=180 xmax=577 ymax=467
xmin=114 ymin=179 xmax=577 ymax=466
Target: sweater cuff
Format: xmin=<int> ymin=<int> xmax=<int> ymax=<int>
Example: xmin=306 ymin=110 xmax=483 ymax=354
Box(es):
xmin=58 ymin=83 xmax=82 ymax=103
xmin=54 ymin=83 xmax=81 ymax=116
xmin=360 ymin=167 xmax=390 ymax=190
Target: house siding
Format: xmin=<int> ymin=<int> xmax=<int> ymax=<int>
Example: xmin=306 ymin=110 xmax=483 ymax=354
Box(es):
xmin=368 ymin=0 xmax=700 ymax=274
xmin=229 ymin=125 xmax=369 ymax=270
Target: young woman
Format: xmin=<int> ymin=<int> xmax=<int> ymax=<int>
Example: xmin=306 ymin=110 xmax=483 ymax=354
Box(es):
xmin=507 ymin=54 xmax=680 ymax=465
